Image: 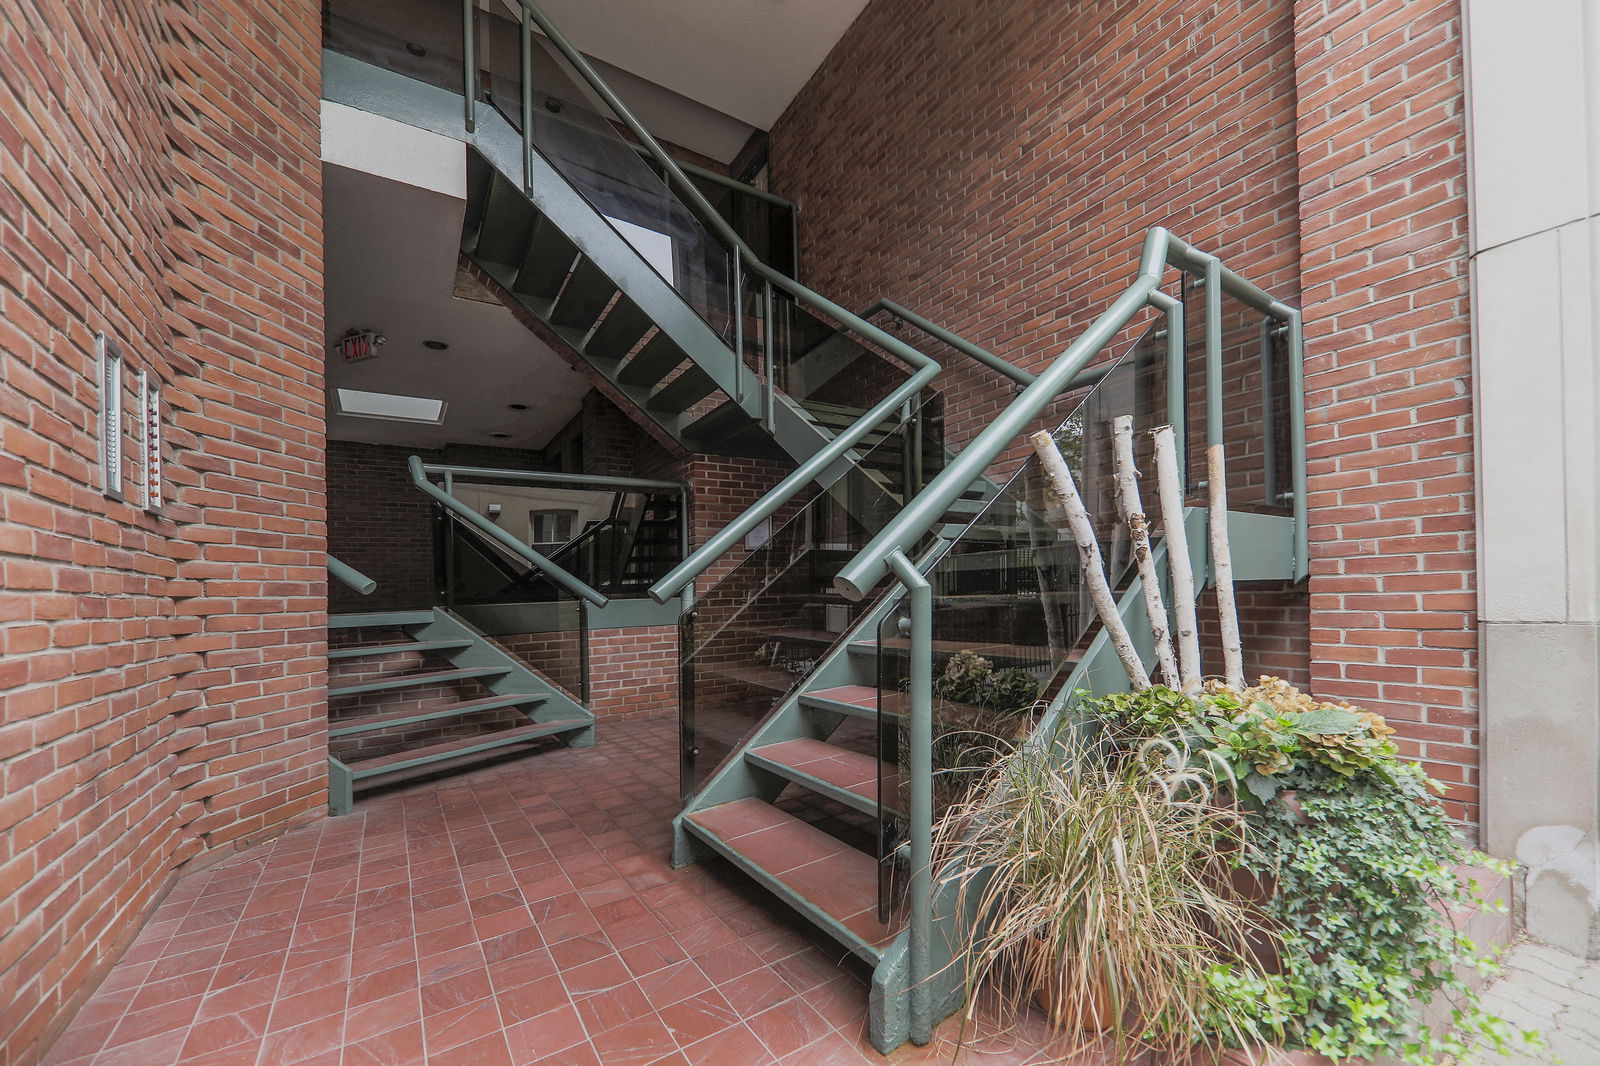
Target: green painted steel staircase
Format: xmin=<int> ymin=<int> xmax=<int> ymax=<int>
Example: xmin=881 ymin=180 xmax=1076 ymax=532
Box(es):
xmin=322 ymin=0 xmax=1308 ymax=1053
xmin=326 ymin=608 xmax=593 ymax=814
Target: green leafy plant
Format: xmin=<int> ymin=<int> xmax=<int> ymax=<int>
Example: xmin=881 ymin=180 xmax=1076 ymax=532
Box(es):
xmin=1086 ymin=679 xmax=1541 ymax=1064
xmin=934 ymin=724 xmax=1281 ymax=1061
xmin=933 ymin=650 xmax=1041 ymax=721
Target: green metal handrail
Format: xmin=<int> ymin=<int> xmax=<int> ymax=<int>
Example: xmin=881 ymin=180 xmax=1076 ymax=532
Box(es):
xmin=834 ymin=227 xmax=1307 ymax=600
xmin=407 ymin=455 xmax=609 ymax=608
xmin=327 ymin=554 xmax=377 ymax=596
xmin=869 ymin=299 xmax=1035 ymax=389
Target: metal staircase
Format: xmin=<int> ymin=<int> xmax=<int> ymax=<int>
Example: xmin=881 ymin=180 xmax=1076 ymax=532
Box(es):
xmin=324 ymin=607 xmax=594 ymax=815
xmin=322 ymin=0 xmax=1308 ymax=1053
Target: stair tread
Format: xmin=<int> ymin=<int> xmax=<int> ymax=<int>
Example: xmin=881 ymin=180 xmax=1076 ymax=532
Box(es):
xmin=749 ymin=738 xmax=881 ymax=807
xmin=329 ymin=693 xmax=549 ymax=736
xmin=330 ymin=666 xmax=509 ymax=697
xmin=328 ymin=611 xmax=433 ymax=630
xmin=699 ymin=662 xmax=800 ymax=694
xmin=858 ymin=637 xmax=1045 ymax=662
xmin=328 ymin=639 xmax=474 ymax=661
xmin=684 ymin=798 xmax=896 ymax=955
xmin=647 ymin=366 xmax=717 ymax=414
xmin=347 ymin=719 xmax=590 ymax=777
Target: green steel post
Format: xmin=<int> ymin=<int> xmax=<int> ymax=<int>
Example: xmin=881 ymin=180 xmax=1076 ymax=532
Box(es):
xmin=884 ymin=550 xmax=932 ymax=1046
xmin=877 ymin=298 xmax=1035 ymax=389
xmin=732 ymin=253 xmax=744 ymax=404
xmin=788 ymin=202 xmax=800 ymax=283
xmin=1260 ymin=317 xmax=1278 ymax=505
xmin=519 ymin=12 xmax=533 ymax=193
xmin=1287 ymin=310 xmax=1308 ymax=579
xmin=326 ymin=555 xmax=377 ymax=596
xmin=408 ymin=456 xmax=608 ymax=607
xmin=762 ymin=276 xmax=776 ymax=430
xmin=462 ymin=0 xmax=476 ymax=133
xmin=1205 ymin=258 xmax=1223 ymax=450
xmin=1149 ymin=289 xmax=1186 ymax=487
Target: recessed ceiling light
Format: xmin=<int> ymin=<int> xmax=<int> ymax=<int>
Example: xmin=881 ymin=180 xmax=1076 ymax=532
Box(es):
xmin=423 ymin=340 xmax=449 ymax=350
xmin=334 ymin=388 xmax=446 ymax=424
xmin=490 ymin=432 xmax=511 ymax=439
xmin=508 ymin=403 xmax=529 ymax=410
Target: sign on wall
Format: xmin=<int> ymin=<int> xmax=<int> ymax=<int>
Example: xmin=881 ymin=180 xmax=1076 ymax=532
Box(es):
xmin=97 ymin=332 xmax=164 ymax=512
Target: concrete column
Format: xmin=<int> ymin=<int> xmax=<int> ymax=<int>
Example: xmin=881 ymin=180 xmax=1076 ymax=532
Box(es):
xmin=1467 ymin=0 xmax=1600 ymax=956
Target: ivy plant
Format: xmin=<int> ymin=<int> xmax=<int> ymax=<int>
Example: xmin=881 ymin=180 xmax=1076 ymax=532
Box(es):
xmin=1086 ymin=680 xmax=1541 ymax=1064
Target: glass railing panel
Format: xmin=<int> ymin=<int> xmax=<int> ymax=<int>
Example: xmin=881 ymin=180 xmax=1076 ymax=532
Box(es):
xmin=440 ymin=477 xmax=682 ymax=602
xmin=324 ymin=0 xmax=738 ymax=340
xmin=481 ymin=598 xmax=588 ymax=701
xmin=873 ymin=326 xmax=1169 ymax=917
xmin=324 ymin=0 xmax=465 ymax=94
xmin=678 ymin=399 xmax=947 ymax=798
xmin=472 ymin=6 xmax=736 ymax=339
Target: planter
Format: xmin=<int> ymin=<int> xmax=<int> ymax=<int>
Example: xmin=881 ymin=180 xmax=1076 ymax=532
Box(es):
xmin=1024 ymin=938 xmax=1121 ymax=1032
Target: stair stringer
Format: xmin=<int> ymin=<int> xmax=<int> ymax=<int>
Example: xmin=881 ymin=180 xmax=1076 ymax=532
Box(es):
xmin=410 ymin=608 xmax=595 ymax=747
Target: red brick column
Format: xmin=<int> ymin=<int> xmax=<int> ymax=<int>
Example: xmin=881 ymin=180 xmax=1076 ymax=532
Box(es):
xmin=0 ymin=2 xmax=325 ymax=1061
xmin=1292 ymin=0 xmax=1479 ymax=825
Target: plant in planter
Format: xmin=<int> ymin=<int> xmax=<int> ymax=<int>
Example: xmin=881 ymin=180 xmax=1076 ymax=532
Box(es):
xmin=933 ymin=720 xmax=1284 ymax=1060
xmin=1088 ymin=679 xmax=1542 ymax=1065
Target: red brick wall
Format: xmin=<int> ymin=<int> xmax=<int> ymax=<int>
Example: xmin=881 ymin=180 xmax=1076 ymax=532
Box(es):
xmin=1291 ymin=0 xmax=1478 ymax=824
xmin=0 ymin=1 xmax=324 ymax=1062
xmin=327 ymin=441 xmax=439 ymax=613
xmin=589 ymin=626 xmax=678 ymax=720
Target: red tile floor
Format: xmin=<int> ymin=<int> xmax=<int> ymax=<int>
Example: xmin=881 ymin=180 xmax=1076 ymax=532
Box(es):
xmin=41 ymin=716 xmax=1083 ymax=1066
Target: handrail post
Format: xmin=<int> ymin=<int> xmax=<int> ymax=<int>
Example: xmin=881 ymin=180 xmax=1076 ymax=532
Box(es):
xmin=732 ymin=253 xmax=745 ymax=404
xmin=1204 ymin=258 xmax=1223 ymax=450
xmin=884 ymin=550 xmax=931 ymax=1045
xmin=762 ymin=277 xmax=776 ymax=429
xmin=518 ymin=8 xmax=534 ymax=193
xmin=1260 ymin=316 xmax=1278 ymax=505
xmin=462 ymin=0 xmax=476 ymax=133
xmin=1287 ymin=310 xmax=1308 ymax=579
xmin=1150 ymin=289 xmax=1186 ymax=490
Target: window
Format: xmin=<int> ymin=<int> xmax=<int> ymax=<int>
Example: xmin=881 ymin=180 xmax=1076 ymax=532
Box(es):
xmin=529 ymin=509 xmax=577 ymax=548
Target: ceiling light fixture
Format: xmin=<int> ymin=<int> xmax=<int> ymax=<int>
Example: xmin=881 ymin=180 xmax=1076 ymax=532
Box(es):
xmin=423 ymin=340 xmax=449 ymax=350
xmin=334 ymin=388 xmax=447 ymax=424
xmin=490 ymin=432 xmax=512 ymax=439
xmin=508 ymin=403 xmax=529 ymax=410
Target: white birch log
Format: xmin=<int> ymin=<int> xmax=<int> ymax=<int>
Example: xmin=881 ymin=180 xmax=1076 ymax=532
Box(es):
xmin=1152 ymin=426 xmax=1201 ymax=691
xmin=1028 ymin=430 xmax=1150 ymax=690
xmin=1112 ymin=416 xmax=1179 ymax=688
xmin=1208 ymin=443 xmax=1245 ymax=690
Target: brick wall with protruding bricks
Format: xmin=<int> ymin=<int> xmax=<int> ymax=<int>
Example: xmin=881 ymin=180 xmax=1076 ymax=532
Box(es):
xmin=0 ymin=1 xmax=325 ymax=1060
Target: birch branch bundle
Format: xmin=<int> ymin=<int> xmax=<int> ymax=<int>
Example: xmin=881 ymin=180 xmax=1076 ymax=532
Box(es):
xmin=1112 ymin=416 xmax=1179 ymax=688
xmin=1028 ymin=430 xmax=1150 ymax=690
xmin=1152 ymin=426 xmax=1201 ymax=692
xmin=1208 ymin=443 xmax=1245 ymax=690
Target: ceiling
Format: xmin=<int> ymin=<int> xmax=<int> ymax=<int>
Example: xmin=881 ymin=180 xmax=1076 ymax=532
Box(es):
xmin=323 ymin=162 xmax=593 ymax=451
xmin=531 ymin=0 xmax=873 ymax=131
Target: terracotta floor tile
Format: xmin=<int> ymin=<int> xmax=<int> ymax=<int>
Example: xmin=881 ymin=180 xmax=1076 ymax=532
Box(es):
xmin=343 ymin=990 xmax=421 ymax=1044
xmin=503 ymin=1002 xmax=587 ymax=1062
xmin=588 ymin=1014 xmax=677 ymax=1066
xmin=656 ymin=988 xmax=738 ymax=1046
xmin=747 ymin=996 xmax=832 ymax=1059
xmin=495 ymin=973 xmax=569 ymax=1026
xmin=428 ymin=1031 xmax=513 ymax=1066
xmin=342 ymin=1021 xmax=425 ymax=1066
xmin=680 ymin=1021 xmax=779 ymax=1066
xmin=419 ymin=967 xmax=493 ymax=1015
xmin=422 ymin=997 xmax=502 ymax=1052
